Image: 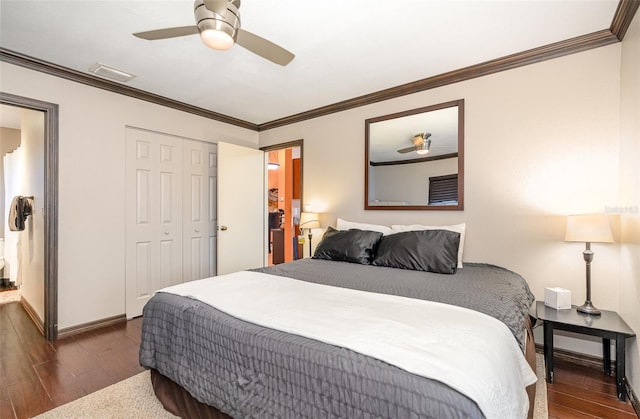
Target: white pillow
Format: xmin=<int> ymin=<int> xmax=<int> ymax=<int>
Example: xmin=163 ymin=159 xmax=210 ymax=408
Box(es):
xmin=391 ymin=223 xmax=466 ymax=269
xmin=336 ymin=218 xmax=394 ymax=236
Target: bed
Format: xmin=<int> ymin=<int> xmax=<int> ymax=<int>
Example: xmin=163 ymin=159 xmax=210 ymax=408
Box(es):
xmin=139 ymin=226 xmax=538 ymax=419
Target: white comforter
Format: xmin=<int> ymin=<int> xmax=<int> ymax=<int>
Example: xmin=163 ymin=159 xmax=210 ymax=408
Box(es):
xmin=160 ymin=270 xmax=537 ymax=419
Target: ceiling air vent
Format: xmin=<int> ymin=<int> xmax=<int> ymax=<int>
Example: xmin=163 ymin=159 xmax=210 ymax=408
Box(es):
xmin=88 ymin=63 xmax=136 ymax=83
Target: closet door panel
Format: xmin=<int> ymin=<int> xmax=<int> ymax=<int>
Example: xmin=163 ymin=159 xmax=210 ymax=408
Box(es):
xmin=158 ymin=163 xmax=182 ymax=287
xmin=126 ymin=128 xmax=183 ymax=318
xmin=183 ymin=140 xmax=217 ymax=282
xmin=208 ymin=148 xmax=217 ymax=276
xmin=134 ymin=241 xmax=152 ymax=297
xmin=191 ymin=174 xmax=202 ymax=222
xmin=126 ymin=133 xmax=159 ymax=316
xmin=136 ymin=170 xmax=151 ymax=224
xmin=127 ymin=129 xmax=221 ymax=319
xmin=160 ymin=239 xmax=178 ymax=288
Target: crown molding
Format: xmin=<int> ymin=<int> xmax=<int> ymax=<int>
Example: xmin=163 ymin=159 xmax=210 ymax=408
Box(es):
xmin=1 ymin=0 xmax=636 ymax=132
xmin=258 ymin=29 xmax=618 ymax=131
xmin=258 ymin=0 xmax=638 ymax=131
xmin=611 ymin=0 xmax=640 ymax=41
xmin=370 ymin=153 xmax=458 ymax=167
xmin=0 ymin=47 xmax=259 ymax=131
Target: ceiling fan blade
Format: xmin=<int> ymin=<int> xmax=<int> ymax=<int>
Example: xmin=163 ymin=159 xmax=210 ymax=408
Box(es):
xmin=236 ymin=29 xmax=295 ymax=66
xmin=203 ymin=0 xmax=229 ymax=15
xmin=397 ymin=146 xmax=416 ymax=154
xmin=133 ymin=26 xmax=199 ymax=40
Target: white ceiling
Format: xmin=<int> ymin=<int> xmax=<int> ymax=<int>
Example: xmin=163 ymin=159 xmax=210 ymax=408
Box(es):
xmin=369 ymin=105 xmax=459 ymax=163
xmin=0 ymin=0 xmax=619 ymax=125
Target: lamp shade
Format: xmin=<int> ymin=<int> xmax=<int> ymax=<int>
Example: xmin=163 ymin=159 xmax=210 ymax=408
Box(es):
xmin=267 ymin=151 xmax=281 ymax=170
xmin=299 ymin=212 xmax=320 ymax=229
xmin=565 ymin=214 xmax=613 ymax=243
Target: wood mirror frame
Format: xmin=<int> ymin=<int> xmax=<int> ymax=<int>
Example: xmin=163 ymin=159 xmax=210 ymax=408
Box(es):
xmin=365 ymin=99 xmax=464 ymax=211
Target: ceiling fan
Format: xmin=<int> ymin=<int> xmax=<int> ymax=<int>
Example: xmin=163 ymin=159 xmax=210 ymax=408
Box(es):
xmin=133 ymin=0 xmax=295 ymax=66
xmin=397 ymin=133 xmax=432 ymax=155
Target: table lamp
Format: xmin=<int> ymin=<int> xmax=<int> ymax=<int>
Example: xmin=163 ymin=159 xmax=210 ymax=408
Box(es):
xmin=299 ymin=212 xmax=320 ymax=257
xmin=564 ymin=214 xmax=613 ymax=315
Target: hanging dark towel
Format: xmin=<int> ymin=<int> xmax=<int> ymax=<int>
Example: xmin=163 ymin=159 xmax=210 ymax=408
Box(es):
xmin=8 ymin=196 xmax=33 ymax=231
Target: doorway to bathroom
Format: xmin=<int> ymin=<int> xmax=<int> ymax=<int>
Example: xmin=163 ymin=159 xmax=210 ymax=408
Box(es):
xmin=0 ymin=92 xmax=58 ymax=341
xmin=261 ymin=140 xmax=303 ymax=266
xmin=0 ymin=108 xmax=23 ymax=297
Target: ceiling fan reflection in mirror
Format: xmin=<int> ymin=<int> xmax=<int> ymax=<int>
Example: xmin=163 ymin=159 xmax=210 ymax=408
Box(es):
xmin=133 ymin=0 xmax=295 ymax=66
xmin=397 ymin=133 xmax=432 ymax=155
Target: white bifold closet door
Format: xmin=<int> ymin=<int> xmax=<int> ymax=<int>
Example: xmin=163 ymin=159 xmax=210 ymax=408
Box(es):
xmin=182 ymin=140 xmax=217 ymax=282
xmin=125 ymin=127 xmax=216 ymax=318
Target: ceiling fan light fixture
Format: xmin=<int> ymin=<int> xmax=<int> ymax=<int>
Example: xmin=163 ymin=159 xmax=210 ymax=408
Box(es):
xmin=200 ymin=26 xmax=235 ymax=50
xmin=416 ymin=139 xmax=432 ymax=155
xmin=133 ymin=0 xmax=294 ymax=66
xmin=195 ymin=0 xmax=240 ymax=50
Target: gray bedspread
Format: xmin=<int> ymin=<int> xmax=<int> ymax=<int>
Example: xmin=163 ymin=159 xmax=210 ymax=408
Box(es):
xmin=254 ymin=260 xmax=534 ymax=351
xmin=139 ymin=259 xmax=534 ymax=419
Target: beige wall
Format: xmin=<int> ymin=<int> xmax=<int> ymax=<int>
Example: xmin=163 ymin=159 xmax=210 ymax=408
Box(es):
xmin=19 ymin=109 xmax=45 ymax=320
xmin=619 ymin=10 xmax=640 ymax=399
xmin=0 ymin=61 xmax=259 ymax=329
xmin=260 ymin=45 xmax=626 ymax=355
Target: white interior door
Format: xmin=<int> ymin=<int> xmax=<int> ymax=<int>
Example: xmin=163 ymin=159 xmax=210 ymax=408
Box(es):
xmin=217 ymin=141 xmax=265 ymax=274
xmin=183 ymin=140 xmax=217 ymax=281
xmin=125 ymin=128 xmax=183 ymax=318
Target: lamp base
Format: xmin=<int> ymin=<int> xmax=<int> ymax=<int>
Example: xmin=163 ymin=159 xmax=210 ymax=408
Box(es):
xmin=576 ymin=301 xmax=601 ymax=316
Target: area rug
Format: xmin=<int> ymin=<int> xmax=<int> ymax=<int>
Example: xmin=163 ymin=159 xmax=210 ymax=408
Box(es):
xmin=535 ymin=352 xmax=549 ymax=418
xmin=0 ymin=289 xmax=20 ymax=305
xmin=35 ymin=354 xmax=548 ymax=418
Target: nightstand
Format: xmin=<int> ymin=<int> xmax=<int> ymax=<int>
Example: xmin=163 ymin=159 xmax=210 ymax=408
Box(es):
xmin=536 ymin=301 xmax=635 ymax=401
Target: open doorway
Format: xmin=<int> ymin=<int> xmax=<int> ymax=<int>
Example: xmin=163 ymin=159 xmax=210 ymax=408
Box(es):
xmin=0 ymin=92 xmax=58 ymax=341
xmin=261 ymin=140 xmax=303 ymax=266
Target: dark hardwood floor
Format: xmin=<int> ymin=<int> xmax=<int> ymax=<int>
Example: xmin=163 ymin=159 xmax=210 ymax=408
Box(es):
xmin=0 ymin=300 xmax=638 ymax=418
xmin=547 ymin=357 xmax=637 ymax=418
xmin=1 ymin=301 xmax=144 ymax=419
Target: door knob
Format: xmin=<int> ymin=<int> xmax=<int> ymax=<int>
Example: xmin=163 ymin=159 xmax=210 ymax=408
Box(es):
xmin=195 ymin=228 xmax=200 ymax=233
xmin=220 ymin=226 xmax=228 ymax=231
xmin=164 ymin=231 xmax=169 ymax=235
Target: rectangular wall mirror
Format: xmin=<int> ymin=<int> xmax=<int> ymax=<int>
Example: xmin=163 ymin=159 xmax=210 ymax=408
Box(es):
xmin=365 ymin=99 xmax=464 ymax=210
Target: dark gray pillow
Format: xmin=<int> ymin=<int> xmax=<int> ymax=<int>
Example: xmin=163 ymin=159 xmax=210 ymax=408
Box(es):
xmin=313 ymin=226 xmax=383 ymax=265
xmin=372 ymin=229 xmax=460 ymax=274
